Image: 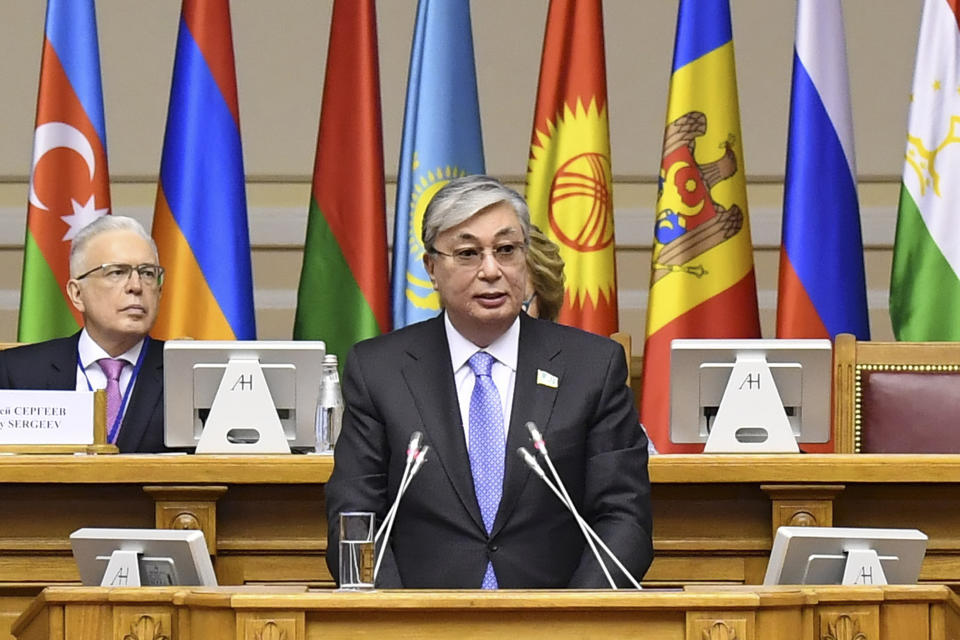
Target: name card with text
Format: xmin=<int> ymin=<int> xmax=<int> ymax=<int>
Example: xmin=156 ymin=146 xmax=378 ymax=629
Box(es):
xmin=0 ymin=390 xmax=94 ymax=445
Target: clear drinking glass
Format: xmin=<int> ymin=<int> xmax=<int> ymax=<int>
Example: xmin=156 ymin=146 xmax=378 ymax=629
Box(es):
xmin=338 ymin=511 xmax=375 ymax=590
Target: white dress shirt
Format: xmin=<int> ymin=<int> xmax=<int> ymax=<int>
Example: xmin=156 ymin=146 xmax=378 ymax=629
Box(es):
xmin=75 ymin=329 xmax=145 ymax=424
xmin=444 ymin=313 xmax=519 ymax=447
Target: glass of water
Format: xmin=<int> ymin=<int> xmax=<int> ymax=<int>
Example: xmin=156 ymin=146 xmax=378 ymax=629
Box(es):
xmin=338 ymin=511 xmax=375 ymax=590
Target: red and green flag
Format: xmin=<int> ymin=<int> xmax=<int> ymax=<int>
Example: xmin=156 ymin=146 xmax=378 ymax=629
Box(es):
xmin=294 ymin=0 xmax=390 ymax=360
xmin=20 ymin=0 xmax=111 ymax=342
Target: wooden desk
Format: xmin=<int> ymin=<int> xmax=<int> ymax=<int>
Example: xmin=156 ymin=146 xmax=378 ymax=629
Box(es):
xmin=3 ymin=454 xmax=960 ymax=636
xmin=13 ymin=585 xmax=960 ymax=640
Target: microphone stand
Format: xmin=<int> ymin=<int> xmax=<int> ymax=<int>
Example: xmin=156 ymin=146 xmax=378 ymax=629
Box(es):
xmin=373 ymin=445 xmax=429 ymax=582
xmin=522 ymin=421 xmax=643 ymax=590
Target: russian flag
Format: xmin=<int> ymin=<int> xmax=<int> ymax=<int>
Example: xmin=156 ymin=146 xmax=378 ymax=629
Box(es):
xmin=777 ymin=0 xmax=869 ymax=341
xmin=151 ymin=0 xmax=255 ymax=340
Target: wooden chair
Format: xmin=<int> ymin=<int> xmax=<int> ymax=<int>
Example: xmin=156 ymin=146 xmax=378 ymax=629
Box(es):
xmin=610 ymin=332 xmax=632 ymax=386
xmin=833 ymin=333 xmax=960 ymax=453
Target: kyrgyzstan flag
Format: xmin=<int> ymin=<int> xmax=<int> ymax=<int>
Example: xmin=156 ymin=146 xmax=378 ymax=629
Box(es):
xmin=525 ymin=0 xmax=618 ymax=337
xmin=20 ymin=0 xmax=112 ymax=342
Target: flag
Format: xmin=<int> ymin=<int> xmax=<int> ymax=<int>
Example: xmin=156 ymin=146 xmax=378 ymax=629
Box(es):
xmin=151 ymin=0 xmax=255 ymax=340
xmin=391 ymin=0 xmax=485 ymax=329
xmin=777 ymin=0 xmax=869 ymax=342
xmin=890 ymin=0 xmax=960 ymax=340
xmin=525 ymin=0 xmax=618 ymax=336
xmin=640 ymin=0 xmax=760 ymax=453
xmin=293 ymin=0 xmax=390 ymax=363
xmin=19 ymin=0 xmax=111 ymax=342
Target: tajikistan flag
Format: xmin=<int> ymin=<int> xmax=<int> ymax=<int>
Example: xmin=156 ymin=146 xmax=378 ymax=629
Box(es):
xmin=890 ymin=0 xmax=960 ymax=340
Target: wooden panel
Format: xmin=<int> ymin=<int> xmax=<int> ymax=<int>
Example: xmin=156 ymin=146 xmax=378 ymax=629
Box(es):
xmin=14 ymin=586 xmax=960 ymax=640
xmin=9 ymin=456 xmax=960 ymax=635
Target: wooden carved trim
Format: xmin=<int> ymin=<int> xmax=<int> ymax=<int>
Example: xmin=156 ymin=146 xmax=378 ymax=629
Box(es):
xmin=702 ymin=620 xmax=738 ymax=640
xmin=822 ymin=614 xmax=867 ymax=640
xmin=122 ymin=615 xmax=170 ymax=640
xmin=254 ymin=620 xmax=287 ymax=640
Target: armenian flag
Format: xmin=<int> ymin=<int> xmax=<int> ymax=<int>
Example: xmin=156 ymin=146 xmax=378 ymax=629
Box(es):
xmin=151 ymin=0 xmax=255 ymax=340
xmin=525 ymin=0 xmax=618 ymax=336
xmin=19 ymin=0 xmax=111 ymax=342
xmin=391 ymin=0 xmax=485 ymax=329
xmin=640 ymin=0 xmax=761 ymax=453
xmin=294 ymin=0 xmax=390 ymax=363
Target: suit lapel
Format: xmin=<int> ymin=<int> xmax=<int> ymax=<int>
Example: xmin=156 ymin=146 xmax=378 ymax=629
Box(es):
xmin=401 ymin=317 xmax=486 ymax=532
xmin=48 ymin=333 xmax=82 ymax=390
xmin=493 ymin=315 xmax=562 ymax=536
xmin=116 ymin=338 xmax=163 ymax=452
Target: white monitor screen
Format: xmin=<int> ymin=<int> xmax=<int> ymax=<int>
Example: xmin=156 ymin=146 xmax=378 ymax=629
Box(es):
xmin=669 ymin=338 xmax=832 ymax=445
xmin=763 ymin=526 xmax=927 ymax=585
xmin=163 ymin=340 xmax=325 ymax=449
xmin=70 ymin=527 xmax=218 ymax=586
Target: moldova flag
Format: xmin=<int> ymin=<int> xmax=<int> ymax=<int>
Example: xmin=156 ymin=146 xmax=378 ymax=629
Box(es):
xmin=293 ymin=0 xmax=390 ymax=363
xmin=19 ymin=0 xmax=111 ymax=342
xmin=525 ymin=0 xmax=618 ymax=336
xmin=640 ymin=0 xmax=761 ymax=453
xmin=777 ymin=0 xmax=869 ymax=342
xmin=151 ymin=0 xmax=256 ymax=340
xmin=391 ymin=0 xmax=485 ymax=329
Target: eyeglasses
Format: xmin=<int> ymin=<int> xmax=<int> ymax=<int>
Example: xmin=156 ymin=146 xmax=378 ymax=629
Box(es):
xmin=75 ymin=263 xmax=165 ymax=288
xmin=430 ymin=242 xmax=527 ymax=268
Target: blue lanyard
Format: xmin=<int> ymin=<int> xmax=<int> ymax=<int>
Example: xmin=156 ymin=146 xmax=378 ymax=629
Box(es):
xmin=77 ymin=336 xmax=150 ymax=444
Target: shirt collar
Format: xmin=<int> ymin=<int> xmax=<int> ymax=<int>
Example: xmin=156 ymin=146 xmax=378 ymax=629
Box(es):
xmin=77 ymin=328 xmax=145 ymax=368
xmin=444 ymin=313 xmax=520 ymax=373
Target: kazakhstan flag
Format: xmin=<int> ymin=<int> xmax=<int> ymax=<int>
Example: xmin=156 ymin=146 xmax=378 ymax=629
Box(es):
xmin=391 ymin=0 xmax=485 ymax=328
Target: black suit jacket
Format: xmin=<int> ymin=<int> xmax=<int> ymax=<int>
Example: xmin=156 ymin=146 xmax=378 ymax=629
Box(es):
xmin=0 ymin=333 xmax=168 ymax=453
xmin=325 ymin=313 xmax=653 ymax=588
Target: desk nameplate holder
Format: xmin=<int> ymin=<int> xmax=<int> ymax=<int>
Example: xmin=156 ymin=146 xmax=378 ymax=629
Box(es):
xmin=195 ymin=357 xmax=291 ymax=454
xmin=704 ymin=352 xmax=799 ymax=453
xmin=0 ymin=389 xmax=117 ymax=454
xmin=99 ymin=550 xmax=177 ymax=587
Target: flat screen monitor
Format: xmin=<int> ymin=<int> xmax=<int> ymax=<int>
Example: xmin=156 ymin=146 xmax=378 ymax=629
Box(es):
xmin=70 ymin=527 xmax=218 ymax=586
xmin=669 ymin=338 xmax=832 ymax=445
xmin=163 ymin=340 xmax=325 ymax=449
xmin=763 ymin=526 xmax=927 ymax=585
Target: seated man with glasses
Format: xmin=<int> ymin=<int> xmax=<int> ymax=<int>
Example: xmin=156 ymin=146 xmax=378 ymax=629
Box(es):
xmin=0 ymin=215 xmax=169 ymax=452
xmin=326 ymin=175 xmax=652 ymax=589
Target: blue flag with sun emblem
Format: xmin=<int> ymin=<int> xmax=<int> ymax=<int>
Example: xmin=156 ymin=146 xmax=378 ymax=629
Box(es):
xmin=391 ymin=0 xmax=485 ymax=328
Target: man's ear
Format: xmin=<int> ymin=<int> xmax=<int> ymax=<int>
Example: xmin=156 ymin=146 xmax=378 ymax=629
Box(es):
xmin=65 ymin=279 xmax=85 ymax=313
xmin=423 ymin=253 xmax=438 ymax=290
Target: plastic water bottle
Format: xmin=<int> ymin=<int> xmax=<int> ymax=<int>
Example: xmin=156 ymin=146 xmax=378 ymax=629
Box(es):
xmin=314 ymin=354 xmax=343 ymax=453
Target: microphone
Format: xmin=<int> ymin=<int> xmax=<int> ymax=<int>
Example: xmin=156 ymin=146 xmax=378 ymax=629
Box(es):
xmin=373 ymin=436 xmax=430 ymax=582
xmin=522 ymin=421 xmax=643 ymax=590
xmin=517 ymin=446 xmax=615 ymax=589
xmin=375 ymin=431 xmax=422 ymax=543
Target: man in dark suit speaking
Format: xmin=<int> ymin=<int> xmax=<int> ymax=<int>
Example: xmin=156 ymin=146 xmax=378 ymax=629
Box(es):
xmin=326 ymin=175 xmax=653 ymax=589
xmin=0 ymin=215 xmax=168 ymax=453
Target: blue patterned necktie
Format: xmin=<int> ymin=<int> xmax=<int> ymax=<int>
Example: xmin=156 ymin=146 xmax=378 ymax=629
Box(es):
xmin=467 ymin=351 xmax=505 ymax=589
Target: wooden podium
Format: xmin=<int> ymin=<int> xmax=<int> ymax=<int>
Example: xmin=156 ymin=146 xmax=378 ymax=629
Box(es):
xmin=6 ymin=454 xmax=960 ymax=636
xmin=12 ymin=585 xmax=960 ymax=640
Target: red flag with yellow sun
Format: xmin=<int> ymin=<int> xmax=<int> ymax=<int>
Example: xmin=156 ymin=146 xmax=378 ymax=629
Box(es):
xmin=525 ymin=0 xmax=617 ymax=336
